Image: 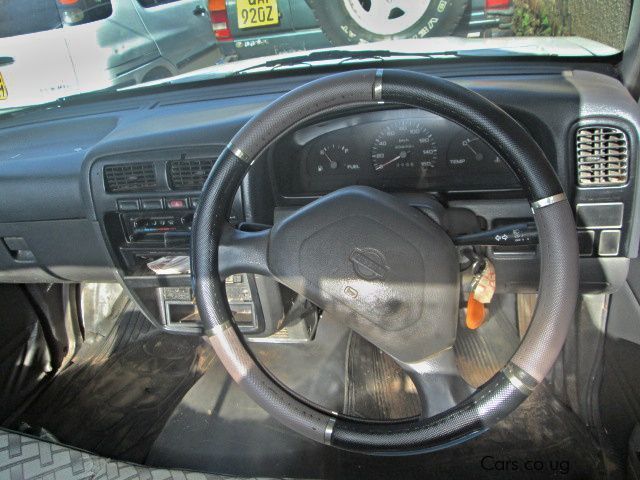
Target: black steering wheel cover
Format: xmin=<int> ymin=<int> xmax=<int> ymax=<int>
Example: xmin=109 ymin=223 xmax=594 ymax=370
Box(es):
xmin=192 ymin=150 xmax=250 ymax=334
xmin=192 ymin=69 xmax=579 ymax=454
xmin=332 ymin=371 xmax=526 ymax=454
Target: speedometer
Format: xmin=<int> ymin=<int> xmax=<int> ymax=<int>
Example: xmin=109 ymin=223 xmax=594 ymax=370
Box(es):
xmin=371 ymin=120 xmax=438 ymax=177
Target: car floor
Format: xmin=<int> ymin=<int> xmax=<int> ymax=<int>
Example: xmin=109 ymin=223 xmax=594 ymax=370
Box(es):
xmin=6 ymin=291 xmax=605 ymax=479
xmin=12 ymin=292 xmax=215 ymax=464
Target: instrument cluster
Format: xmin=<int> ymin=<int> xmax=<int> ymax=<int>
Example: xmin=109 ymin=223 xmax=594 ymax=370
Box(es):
xmin=270 ymin=109 xmax=520 ymax=197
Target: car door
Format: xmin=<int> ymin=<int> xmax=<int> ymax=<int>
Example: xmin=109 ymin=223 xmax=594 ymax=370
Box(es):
xmin=601 ymin=257 xmax=640 ymax=462
xmin=0 ymin=0 xmax=79 ymax=109
xmin=61 ymin=0 xmax=162 ymax=90
xmin=132 ymin=0 xmax=216 ymax=70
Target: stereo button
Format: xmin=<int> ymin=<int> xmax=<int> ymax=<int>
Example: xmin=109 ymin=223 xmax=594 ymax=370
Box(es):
xmin=167 ymin=198 xmax=188 ymax=209
xmin=118 ymin=199 xmax=139 ymax=211
xmin=141 ymin=198 xmax=163 ymax=210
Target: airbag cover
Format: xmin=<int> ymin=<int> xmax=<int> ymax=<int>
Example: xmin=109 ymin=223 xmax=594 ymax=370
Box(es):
xmin=269 ymin=186 xmax=459 ymax=362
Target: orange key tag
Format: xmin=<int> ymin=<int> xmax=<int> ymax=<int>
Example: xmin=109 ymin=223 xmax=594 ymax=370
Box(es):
xmin=465 ymin=259 xmax=495 ymax=329
xmin=466 ymin=291 xmax=486 ymax=330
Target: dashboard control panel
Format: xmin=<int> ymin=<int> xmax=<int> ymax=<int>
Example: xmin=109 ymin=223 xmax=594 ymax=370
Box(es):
xmin=271 ymin=108 xmax=522 ymax=197
xmin=123 ymin=210 xmax=194 ymax=246
xmin=87 ymin=146 xmax=281 ymax=336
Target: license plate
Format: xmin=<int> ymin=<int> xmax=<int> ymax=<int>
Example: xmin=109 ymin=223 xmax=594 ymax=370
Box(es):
xmin=0 ymin=73 xmax=7 ymax=100
xmin=237 ymin=0 xmax=279 ymax=29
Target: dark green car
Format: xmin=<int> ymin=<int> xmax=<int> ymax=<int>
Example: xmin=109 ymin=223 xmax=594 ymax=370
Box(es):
xmin=211 ymin=0 xmax=513 ymax=60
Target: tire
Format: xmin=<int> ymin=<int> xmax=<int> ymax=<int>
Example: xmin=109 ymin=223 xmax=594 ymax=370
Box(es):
xmin=307 ymin=0 xmax=468 ymax=46
xmin=141 ymin=67 xmax=172 ymax=83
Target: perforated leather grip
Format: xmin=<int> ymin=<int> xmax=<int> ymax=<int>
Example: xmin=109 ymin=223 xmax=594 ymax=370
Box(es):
xmin=192 ymin=69 xmax=579 ymax=454
xmin=511 ymin=199 xmax=579 ymax=380
xmin=331 ymin=369 xmax=527 ymax=453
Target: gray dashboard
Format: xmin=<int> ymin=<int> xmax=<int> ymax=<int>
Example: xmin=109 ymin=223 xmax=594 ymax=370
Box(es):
xmin=0 ymin=64 xmax=638 ymax=303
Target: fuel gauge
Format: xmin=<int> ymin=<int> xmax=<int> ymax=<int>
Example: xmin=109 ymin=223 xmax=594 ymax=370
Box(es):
xmin=307 ymin=143 xmax=360 ymax=176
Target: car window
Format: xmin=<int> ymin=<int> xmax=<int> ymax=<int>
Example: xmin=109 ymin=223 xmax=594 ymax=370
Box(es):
xmin=56 ymin=0 xmax=113 ymax=26
xmin=0 ymin=0 xmax=62 ymax=38
xmin=0 ymin=0 xmax=633 ymax=112
xmin=0 ymin=0 xmax=113 ymax=38
xmin=137 ymin=0 xmax=182 ymax=7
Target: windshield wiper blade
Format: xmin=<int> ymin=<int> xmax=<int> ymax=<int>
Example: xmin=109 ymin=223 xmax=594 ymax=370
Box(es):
xmin=231 ymin=49 xmax=460 ymax=76
xmin=142 ymin=48 xmax=461 ymax=87
xmin=265 ymin=48 xmax=458 ymax=66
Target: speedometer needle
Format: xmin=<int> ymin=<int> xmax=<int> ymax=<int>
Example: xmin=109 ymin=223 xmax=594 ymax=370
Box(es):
xmin=375 ymin=150 xmax=407 ymax=171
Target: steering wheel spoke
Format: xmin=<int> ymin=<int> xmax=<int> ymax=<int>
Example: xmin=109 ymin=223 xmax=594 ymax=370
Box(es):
xmin=218 ymin=222 xmax=272 ymax=279
xmin=397 ymin=347 xmax=475 ymax=418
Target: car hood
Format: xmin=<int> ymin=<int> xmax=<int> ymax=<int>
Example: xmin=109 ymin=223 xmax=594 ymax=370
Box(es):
xmin=131 ymin=36 xmax=619 ymax=88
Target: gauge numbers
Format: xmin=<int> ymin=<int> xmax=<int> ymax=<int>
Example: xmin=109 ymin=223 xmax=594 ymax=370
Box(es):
xmin=371 ymin=120 xmax=438 ymax=177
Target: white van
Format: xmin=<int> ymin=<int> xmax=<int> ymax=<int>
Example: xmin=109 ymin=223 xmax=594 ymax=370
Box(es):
xmin=0 ymin=0 xmax=217 ymax=109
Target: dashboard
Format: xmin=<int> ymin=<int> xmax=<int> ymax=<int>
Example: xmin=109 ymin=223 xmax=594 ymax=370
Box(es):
xmin=271 ymin=109 xmax=519 ymax=197
xmin=0 ymin=64 xmax=638 ymax=337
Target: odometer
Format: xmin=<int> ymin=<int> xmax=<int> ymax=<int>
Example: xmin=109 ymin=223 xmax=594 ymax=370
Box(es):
xmin=371 ymin=120 xmax=438 ymax=177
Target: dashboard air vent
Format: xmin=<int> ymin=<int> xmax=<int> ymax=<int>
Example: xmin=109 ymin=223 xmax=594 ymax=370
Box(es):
xmin=104 ymin=163 xmax=156 ymax=193
xmin=576 ymin=126 xmax=628 ymax=186
xmin=168 ymin=157 xmax=215 ymax=190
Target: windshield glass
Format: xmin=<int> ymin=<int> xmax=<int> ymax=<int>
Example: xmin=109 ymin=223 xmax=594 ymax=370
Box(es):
xmin=0 ymin=0 xmax=632 ymax=111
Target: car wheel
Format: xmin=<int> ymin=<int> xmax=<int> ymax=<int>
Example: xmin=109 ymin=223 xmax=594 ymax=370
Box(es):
xmin=307 ymin=0 xmax=468 ymax=45
xmin=141 ymin=67 xmax=172 ymax=83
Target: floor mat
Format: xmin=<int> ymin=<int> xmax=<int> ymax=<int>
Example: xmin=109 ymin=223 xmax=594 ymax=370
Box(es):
xmin=600 ymin=337 xmax=640 ymax=470
xmin=15 ymin=298 xmax=215 ymax=464
xmin=0 ymin=429 xmax=239 ymax=480
xmin=343 ymin=295 xmax=520 ymax=419
xmin=344 ymin=331 xmax=420 ymax=419
xmin=149 ymin=307 xmax=604 ymax=479
xmin=150 ymin=361 xmax=605 ymax=479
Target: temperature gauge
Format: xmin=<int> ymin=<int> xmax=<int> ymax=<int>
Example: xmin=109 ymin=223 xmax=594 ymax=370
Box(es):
xmin=447 ymin=132 xmax=503 ymax=171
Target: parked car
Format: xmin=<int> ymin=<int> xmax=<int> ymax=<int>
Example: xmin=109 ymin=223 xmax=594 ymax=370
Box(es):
xmin=210 ymin=0 xmax=513 ymax=60
xmin=0 ymin=0 xmax=218 ymax=109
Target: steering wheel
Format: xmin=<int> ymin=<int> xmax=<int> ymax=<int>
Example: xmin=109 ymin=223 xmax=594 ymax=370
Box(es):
xmin=192 ymin=69 xmax=579 ymax=454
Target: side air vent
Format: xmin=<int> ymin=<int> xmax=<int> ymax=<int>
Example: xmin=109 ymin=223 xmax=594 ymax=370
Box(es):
xmin=167 ymin=157 xmax=215 ymax=190
xmin=576 ymin=126 xmax=628 ymax=186
xmin=104 ymin=163 xmax=156 ymax=193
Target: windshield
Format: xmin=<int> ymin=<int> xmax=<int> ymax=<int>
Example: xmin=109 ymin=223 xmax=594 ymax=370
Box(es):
xmin=0 ymin=0 xmax=632 ymax=111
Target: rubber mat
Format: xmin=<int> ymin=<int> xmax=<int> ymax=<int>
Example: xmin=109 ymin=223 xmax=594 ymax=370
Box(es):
xmin=600 ymin=337 xmax=640 ymax=470
xmin=150 ymin=361 xmax=605 ymax=479
xmin=16 ymin=299 xmax=215 ymax=464
xmin=343 ymin=332 xmax=420 ymax=419
xmin=344 ymin=295 xmax=520 ymax=417
xmin=0 ymin=429 xmax=243 ymax=480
